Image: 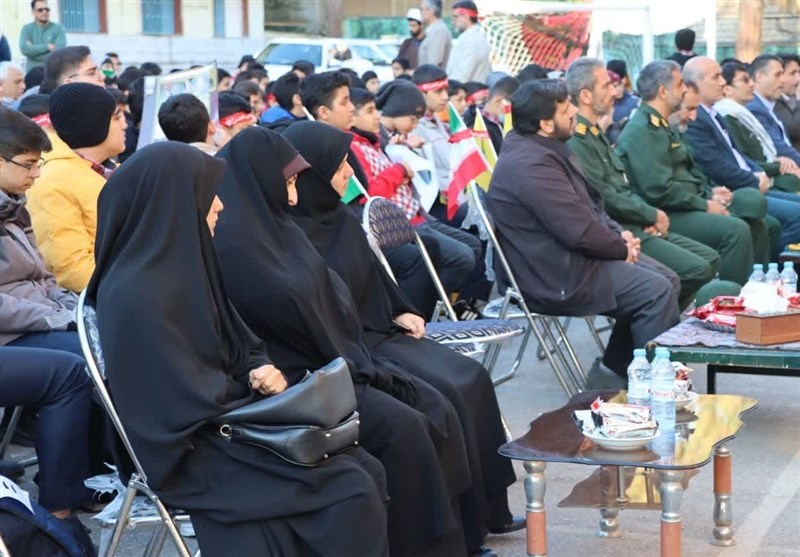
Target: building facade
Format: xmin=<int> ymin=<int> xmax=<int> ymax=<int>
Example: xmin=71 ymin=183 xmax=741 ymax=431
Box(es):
xmin=3 ymin=0 xmax=265 ymax=70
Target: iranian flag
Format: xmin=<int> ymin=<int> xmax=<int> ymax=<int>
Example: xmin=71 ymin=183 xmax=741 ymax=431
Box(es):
xmin=447 ymin=102 xmax=490 ymax=219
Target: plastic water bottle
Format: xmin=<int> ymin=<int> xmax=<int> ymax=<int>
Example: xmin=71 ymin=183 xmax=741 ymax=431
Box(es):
xmin=626 ymin=349 xmax=651 ymax=405
xmin=650 ymin=348 xmax=676 ymax=459
xmin=748 ymin=264 xmax=765 ymax=283
xmin=650 ymin=348 xmax=675 ymax=427
xmin=781 ymin=262 xmax=797 ymax=297
xmin=765 ymin=262 xmax=781 ymax=285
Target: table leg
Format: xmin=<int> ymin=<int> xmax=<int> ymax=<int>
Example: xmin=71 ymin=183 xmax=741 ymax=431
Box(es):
xmin=707 ymin=365 xmax=718 ymax=395
xmin=711 ymin=445 xmax=735 ymax=546
xmin=659 ymin=470 xmax=683 ymax=557
xmin=598 ymin=466 xmax=622 ymax=538
xmin=524 ymin=461 xmax=547 ymax=557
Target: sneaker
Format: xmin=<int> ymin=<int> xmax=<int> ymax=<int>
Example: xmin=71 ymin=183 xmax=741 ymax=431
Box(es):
xmin=454 ymin=299 xmax=481 ymax=321
xmin=585 ymin=358 xmax=628 ymax=390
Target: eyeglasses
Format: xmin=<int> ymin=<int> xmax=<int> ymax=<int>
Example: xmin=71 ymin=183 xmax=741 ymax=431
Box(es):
xmin=35 ymin=7 xmax=50 ymax=12
xmin=1 ymin=156 xmax=45 ymax=175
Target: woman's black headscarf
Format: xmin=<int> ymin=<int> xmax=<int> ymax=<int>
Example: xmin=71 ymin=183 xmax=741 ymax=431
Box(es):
xmin=213 ymin=126 xmax=415 ymax=400
xmin=283 ymin=121 xmax=419 ymax=340
xmin=85 ymin=141 xmax=269 ymax=493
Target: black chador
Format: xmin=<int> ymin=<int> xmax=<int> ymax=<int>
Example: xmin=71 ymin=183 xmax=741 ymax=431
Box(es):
xmin=87 ymin=141 xmax=389 ymax=557
xmin=285 ymin=121 xmax=518 ymax=553
xmin=213 ymin=128 xmax=469 ymax=557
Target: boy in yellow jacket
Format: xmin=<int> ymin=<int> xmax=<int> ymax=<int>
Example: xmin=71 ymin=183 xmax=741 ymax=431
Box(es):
xmin=27 ymin=83 xmax=126 ymax=291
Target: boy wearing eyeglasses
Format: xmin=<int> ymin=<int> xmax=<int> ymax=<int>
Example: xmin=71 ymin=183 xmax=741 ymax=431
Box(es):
xmin=19 ymin=0 xmax=67 ymax=70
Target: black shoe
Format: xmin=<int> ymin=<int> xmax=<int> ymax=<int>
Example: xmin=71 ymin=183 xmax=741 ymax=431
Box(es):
xmin=58 ymin=515 xmax=98 ymax=557
xmin=468 ymin=547 xmax=498 ymax=557
xmin=487 ymin=515 xmax=526 ymax=534
xmin=454 ymin=299 xmax=482 ymax=321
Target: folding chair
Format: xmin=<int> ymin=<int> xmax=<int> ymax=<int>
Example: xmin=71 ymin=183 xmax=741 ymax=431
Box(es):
xmin=0 ymin=407 xmax=38 ymax=472
xmin=466 ymin=185 xmax=589 ymax=395
xmin=76 ymin=291 xmax=197 ymax=557
xmin=362 ymin=196 xmax=524 ymax=371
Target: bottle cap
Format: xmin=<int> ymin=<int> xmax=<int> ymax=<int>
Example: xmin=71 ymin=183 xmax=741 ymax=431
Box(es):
xmin=633 ymin=348 xmax=646 ymax=357
xmin=754 ymin=264 xmax=763 ymax=270
xmin=768 ymin=262 xmax=779 ymax=269
xmin=785 ymin=262 xmax=794 ymax=269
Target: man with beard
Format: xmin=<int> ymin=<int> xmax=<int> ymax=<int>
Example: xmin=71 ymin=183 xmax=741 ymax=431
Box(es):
xmin=616 ymin=60 xmax=760 ymax=286
xmin=487 ymin=79 xmax=680 ymax=390
xmin=397 ymin=9 xmax=424 ymax=70
xmin=565 ymin=57 xmax=721 ymax=311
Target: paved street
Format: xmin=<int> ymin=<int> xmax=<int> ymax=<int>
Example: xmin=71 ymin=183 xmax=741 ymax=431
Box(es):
xmin=4 ymin=318 xmax=799 ymax=556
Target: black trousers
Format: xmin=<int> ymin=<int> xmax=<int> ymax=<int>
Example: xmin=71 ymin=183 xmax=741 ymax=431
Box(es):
xmin=0 ymin=346 xmax=94 ymax=511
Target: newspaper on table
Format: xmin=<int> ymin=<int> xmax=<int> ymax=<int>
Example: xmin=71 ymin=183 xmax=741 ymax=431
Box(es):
xmin=573 ymin=397 xmax=658 ymax=438
xmin=138 ymin=63 xmax=218 ymax=150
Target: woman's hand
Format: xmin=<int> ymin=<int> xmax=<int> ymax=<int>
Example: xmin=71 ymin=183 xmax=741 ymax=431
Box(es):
xmin=394 ymin=312 xmax=426 ymax=339
xmin=249 ymin=365 xmax=288 ymax=395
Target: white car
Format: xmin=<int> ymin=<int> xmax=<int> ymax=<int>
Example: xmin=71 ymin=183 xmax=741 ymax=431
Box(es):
xmin=255 ymin=38 xmax=398 ymax=84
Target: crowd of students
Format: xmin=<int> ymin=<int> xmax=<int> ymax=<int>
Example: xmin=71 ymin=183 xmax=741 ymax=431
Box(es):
xmin=3 ymin=3 xmax=800 ymax=555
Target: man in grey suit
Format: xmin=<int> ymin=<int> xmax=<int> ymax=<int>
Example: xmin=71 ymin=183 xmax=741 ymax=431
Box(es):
xmin=446 ymin=1 xmax=491 ymax=83
xmin=488 ymin=79 xmax=680 ymax=389
xmin=418 ymin=0 xmax=452 ymax=70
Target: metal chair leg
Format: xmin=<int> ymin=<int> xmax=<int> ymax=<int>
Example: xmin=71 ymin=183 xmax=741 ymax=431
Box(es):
xmin=149 ymin=496 xmax=192 ymax=557
xmin=104 ymin=480 xmax=139 ymax=557
xmin=0 ymin=407 xmax=23 ymax=459
xmin=143 ymin=525 xmax=168 ymax=557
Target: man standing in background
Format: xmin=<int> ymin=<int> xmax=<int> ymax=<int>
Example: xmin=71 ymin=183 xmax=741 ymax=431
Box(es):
xmin=418 ymin=0 xmax=451 ymax=70
xmin=397 ymin=9 xmax=425 ymax=70
xmin=446 ymin=1 xmax=491 ymax=83
xmin=19 ymin=0 xmax=66 ymax=70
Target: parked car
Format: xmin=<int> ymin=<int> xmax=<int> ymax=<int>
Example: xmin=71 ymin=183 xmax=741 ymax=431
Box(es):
xmin=255 ymin=38 xmax=397 ymax=84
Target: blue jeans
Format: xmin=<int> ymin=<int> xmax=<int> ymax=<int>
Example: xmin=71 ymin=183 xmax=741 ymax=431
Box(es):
xmin=767 ymin=191 xmax=800 ymax=250
xmin=7 ymin=331 xmax=83 ymax=359
xmin=0 ymin=347 xmax=93 ymax=511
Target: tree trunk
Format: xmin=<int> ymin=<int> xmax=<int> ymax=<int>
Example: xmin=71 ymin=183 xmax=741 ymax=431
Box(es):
xmin=735 ymin=0 xmax=763 ymax=62
xmin=325 ymin=0 xmax=344 ymax=36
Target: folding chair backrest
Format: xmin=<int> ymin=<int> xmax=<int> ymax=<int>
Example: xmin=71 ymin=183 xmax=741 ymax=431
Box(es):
xmin=364 ymin=196 xmax=416 ymax=249
xmin=76 ymin=290 xmax=149 ymax=483
xmin=468 ymin=185 xmax=528 ymax=309
xmin=363 ymin=197 xmax=458 ymax=321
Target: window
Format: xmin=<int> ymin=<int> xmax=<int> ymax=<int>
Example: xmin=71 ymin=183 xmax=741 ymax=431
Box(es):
xmin=256 ymin=43 xmax=323 ymax=67
xmin=61 ymin=0 xmax=102 ymax=33
xmin=142 ymin=0 xmax=179 ymax=35
xmin=213 ymin=0 xmax=225 ymax=38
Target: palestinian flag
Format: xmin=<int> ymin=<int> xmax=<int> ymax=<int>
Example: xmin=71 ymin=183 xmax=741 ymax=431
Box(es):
xmin=447 ymin=103 xmax=490 ymax=219
xmin=502 ymin=99 xmax=513 ymax=136
xmin=472 ymin=110 xmax=497 ymax=192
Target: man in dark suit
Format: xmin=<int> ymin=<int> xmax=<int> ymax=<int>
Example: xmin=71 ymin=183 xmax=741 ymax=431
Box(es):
xmin=682 ymin=56 xmax=800 ymax=258
xmin=488 ymin=79 xmax=680 ymax=389
xmin=747 ymin=54 xmax=800 ymax=166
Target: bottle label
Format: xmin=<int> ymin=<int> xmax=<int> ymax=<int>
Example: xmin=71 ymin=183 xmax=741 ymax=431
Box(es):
xmin=651 ymin=386 xmax=674 ymax=401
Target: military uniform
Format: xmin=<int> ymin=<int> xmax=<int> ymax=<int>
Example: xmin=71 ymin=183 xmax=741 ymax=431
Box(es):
xmin=721 ymin=114 xmax=800 ymax=194
xmin=568 ymin=114 xmax=720 ymax=308
xmin=616 ymin=103 xmax=771 ymax=285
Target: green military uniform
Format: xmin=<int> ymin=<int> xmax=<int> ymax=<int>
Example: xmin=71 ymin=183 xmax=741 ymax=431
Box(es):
xmin=721 ymin=114 xmax=800 ymax=194
xmin=616 ymin=103 xmax=771 ymax=285
xmin=567 ymin=114 xmax=720 ymax=308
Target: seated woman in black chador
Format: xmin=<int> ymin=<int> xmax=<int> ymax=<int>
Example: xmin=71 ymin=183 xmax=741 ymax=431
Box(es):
xmin=86 ymin=141 xmax=389 ymax=557
xmin=284 ymin=121 xmax=523 ymax=556
xmin=214 ymin=127 xmax=471 ymax=557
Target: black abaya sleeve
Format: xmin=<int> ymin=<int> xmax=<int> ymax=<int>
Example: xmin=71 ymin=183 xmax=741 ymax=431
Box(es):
xmin=376 ymin=258 xmax=424 ymax=320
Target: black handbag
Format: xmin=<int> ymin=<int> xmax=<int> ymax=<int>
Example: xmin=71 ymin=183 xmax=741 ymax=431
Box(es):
xmin=212 ymin=358 xmax=360 ymax=467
